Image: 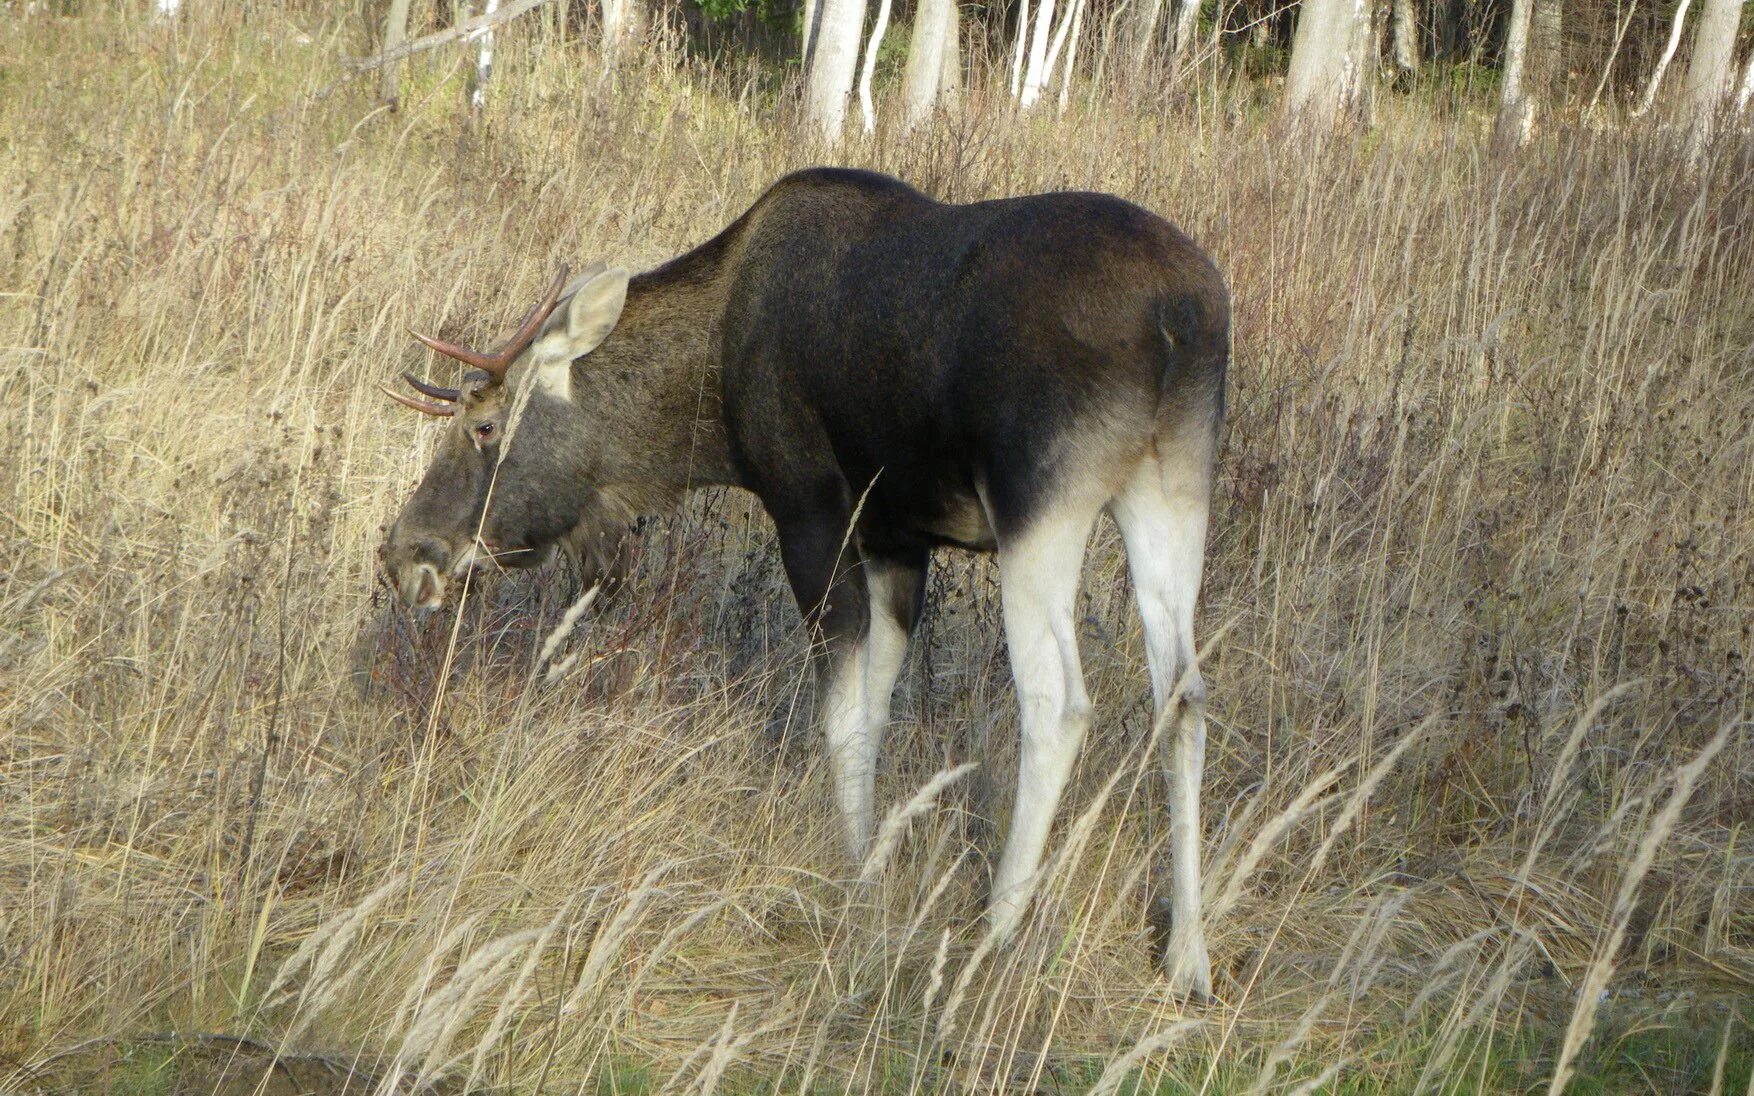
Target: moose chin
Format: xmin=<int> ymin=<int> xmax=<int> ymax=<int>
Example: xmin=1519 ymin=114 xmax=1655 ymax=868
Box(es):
xmin=379 ymin=167 xmax=1228 ymax=1000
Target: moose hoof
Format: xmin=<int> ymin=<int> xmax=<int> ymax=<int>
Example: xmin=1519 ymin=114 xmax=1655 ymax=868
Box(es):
xmin=1160 ymin=932 xmax=1212 ymax=1005
xmin=1148 ymin=896 xmax=1212 ymax=1004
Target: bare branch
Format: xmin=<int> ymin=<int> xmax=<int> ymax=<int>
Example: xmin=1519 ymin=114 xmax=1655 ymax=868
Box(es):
xmin=353 ymin=0 xmax=552 ymax=72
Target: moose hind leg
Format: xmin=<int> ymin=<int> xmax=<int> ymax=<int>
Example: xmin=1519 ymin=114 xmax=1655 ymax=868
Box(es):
xmin=1115 ymin=452 xmax=1213 ymax=1003
xmin=988 ymin=504 xmax=1099 ymax=940
xmin=1111 ymin=453 xmax=1214 ymax=1000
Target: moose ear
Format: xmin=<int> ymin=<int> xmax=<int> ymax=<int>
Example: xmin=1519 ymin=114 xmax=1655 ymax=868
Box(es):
xmin=562 ymin=266 xmax=630 ymax=356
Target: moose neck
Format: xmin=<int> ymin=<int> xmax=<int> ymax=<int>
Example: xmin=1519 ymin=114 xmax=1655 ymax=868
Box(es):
xmin=569 ymin=262 xmax=739 ymax=492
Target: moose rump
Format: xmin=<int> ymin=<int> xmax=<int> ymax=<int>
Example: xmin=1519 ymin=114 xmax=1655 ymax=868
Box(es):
xmin=379 ymin=167 xmax=1228 ymax=998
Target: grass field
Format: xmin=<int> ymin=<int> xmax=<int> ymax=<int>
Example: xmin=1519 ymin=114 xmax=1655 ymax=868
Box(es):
xmin=1 ymin=4 xmax=1751 ymax=1092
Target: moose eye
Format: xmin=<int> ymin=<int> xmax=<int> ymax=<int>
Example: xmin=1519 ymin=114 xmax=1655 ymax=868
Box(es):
xmin=475 ymin=421 xmax=496 ymax=441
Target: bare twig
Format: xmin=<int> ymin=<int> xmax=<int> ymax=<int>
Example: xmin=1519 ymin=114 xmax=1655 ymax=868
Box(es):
xmin=352 ymin=0 xmax=553 ymax=72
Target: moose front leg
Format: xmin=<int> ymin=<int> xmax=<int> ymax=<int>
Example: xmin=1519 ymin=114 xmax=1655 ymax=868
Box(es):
xmin=773 ymin=503 xmax=878 ymax=858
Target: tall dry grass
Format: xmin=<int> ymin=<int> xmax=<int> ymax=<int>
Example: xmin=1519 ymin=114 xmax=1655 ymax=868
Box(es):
xmin=1 ymin=4 xmax=1750 ymax=1092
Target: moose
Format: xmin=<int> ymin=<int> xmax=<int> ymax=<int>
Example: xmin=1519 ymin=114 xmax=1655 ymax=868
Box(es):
xmin=380 ymin=167 xmax=1229 ymax=998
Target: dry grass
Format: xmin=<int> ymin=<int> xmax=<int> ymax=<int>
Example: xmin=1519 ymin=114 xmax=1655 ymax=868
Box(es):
xmin=1 ymin=4 xmax=1751 ymax=1092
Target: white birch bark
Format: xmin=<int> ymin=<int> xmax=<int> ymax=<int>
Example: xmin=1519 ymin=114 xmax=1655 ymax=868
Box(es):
xmin=1586 ymin=0 xmax=1639 ymax=116
xmin=381 ymin=0 xmax=413 ymax=104
xmin=1285 ymin=0 xmax=1370 ymax=127
xmin=1738 ymin=49 xmax=1754 ymax=117
xmin=1494 ymin=0 xmax=1535 ymax=147
xmin=1390 ymin=0 xmax=1418 ymax=78
xmin=1286 ymin=0 xmax=1338 ymax=119
xmin=803 ymin=0 xmax=819 ymax=69
xmin=1133 ymin=0 xmax=1166 ymax=69
xmin=1682 ymin=0 xmax=1744 ymax=155
xmin=902 ymin=0 xmax=955 ymax=126
xmin=1170 ymin=0 xmax=1200 ymax=65
xmin=805 ymin=0 xmax=868 ymax=140
xmin=1041 ymin=0 xmax=1081 ymax=91
xmin=1010 ymin=0 xmax=1031 ymax=97
xmin=602 ymin=0 xmax=642 ymax=67
xmin=858 ymin=0 xmax=895 ymax=133
xmin=1057 ymin=0 xmax=1086 ymax=113
xmin=1019 ymin=0 xmax=1057 ymax=106
xmin=1634 ymin=0 xmax=1694 ymax=117
xmin=940 ymin=0 xmax=962 ymax=106
xmin=1531 ymin=0 xmax=1562 ymax=94
xmin=471 ymin=0 xmax=503 ymax=115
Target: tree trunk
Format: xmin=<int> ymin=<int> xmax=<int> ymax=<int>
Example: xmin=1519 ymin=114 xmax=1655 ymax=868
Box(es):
xmin=1682 ymin=0 xmax=1744 ymax=155
xmin=1010 ymin=0 xmax=1031 ymax=96
xmin=1057 ymin=0 xmax=1085 ymax=111
xmin=1019 ymin=0 xmax=1058 ymax=107
xmin=1170 ymin=0 xmax=1200 ymax=66
xmin=805 ymin=0 xmax=868 ymax=140
xmin=1038 ymin=0 xmax=1081 ymax=97
xmin=469 ymin=0 xmax=504 ymax=117
xmin=1390 ymin=0 xmax=1418 ymax=80
xmin=1585 ymin=0 xmax=1637 ymax=116
xmin=380 ymin=0 xmax=413 ymax=106
xmin=1285 ymin=0 xmax=1369 ymax=127
xmin=1133 ymin=0 xmax=1166 ymax=71
xmin=1529 ymin=0 xmax=1562 ymax=99
xmin=803 ymin=0 xmax=819 ymax=69
xmin=858 ymin=0 xmax=895 ymax=132
xmin=1634 ymin=0 xmax=1693 ymax=117
xmin=1738 ymin=47 xmax=1754 ymax=117
xmin=902 ymin=0 xmax=955 ymax=125
xmin=1493 ymin=0 xmax=1535 ymax=148
xmin=940 ymin=0 xmax=962 ymax=105
xmin=602 ymin=0 xmax=643 ymax=68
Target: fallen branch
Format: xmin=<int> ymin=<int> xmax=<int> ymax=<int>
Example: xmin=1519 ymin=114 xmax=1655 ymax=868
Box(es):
xmin=353 ymin=0 xmax=552 ymax=72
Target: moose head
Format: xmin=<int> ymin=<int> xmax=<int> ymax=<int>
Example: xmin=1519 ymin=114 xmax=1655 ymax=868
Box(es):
xmin=379 ymin=264 xmax=632 ymax=612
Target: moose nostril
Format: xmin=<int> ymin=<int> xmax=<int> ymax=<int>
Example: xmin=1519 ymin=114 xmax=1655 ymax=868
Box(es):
xmin=415 ymin=567 xmax=440 ymax=607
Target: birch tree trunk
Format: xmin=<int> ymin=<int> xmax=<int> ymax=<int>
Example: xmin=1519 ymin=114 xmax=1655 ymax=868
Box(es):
xmin=803 ymin=0 xmax=819 ymax=69
xmin=805 ymin=0 xmax=868 ymax=140
xmin=1738 ymin=49 xmax=1754 ymax=117
xmin=1390 ymin=0 xmax=1418 ymax=81
xmin=1634 ymin=0 xmax=1693 ymax=116
xmin=1493 ymin=0 xmax=1535 ymax=147
xmin=602 ymin=0 xmax=643 ymax=68
xmin=1010 ymin=0 xmax=1032 ymax=96
xmin=1530 ymin=0 xmax=1562 ymax=99
xmin=380 ymin=0 xmax=413 ymax=106
xmin=1285 ymin=0 xmax=1370 ymax=127
xmin=1132 ymin=0 xmax=1166 ymax=71
xmin=940 ymin=0 xmax=962 ymax=106
xmin=1019 ymin=0 xmax=1058 ymax=107
xmin=469 ymin=0 xmax=504 ymax=116
xmin=858 ymin=0 xmax=895 ymax=132
xmin=902 ymin=0 xmax=955 ymax=125
xmin=1041 ymin=0 xmax=1081 ymax=85
xmin=1585 ymin=0 xmax=1637 ymax=116
xmin=1682 ymin=0 xmax=1744 ymax=156
xmin=1057 ymin=0 xmax=1085 ymax=111
xmin=1170 ymin=0 xmax=1200 ymax=68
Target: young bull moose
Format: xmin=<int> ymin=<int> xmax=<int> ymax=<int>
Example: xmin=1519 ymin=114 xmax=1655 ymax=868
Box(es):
xmin=380 ymin=167 xmax=1229 ymax=998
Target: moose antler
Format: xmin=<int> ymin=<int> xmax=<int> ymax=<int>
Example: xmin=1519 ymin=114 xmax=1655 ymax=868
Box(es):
xmin=408 ymin=267 xmax=569 ymax=379
xmin=378 ymin=383 xmax=457 ymax=416
xmin=385 ymin=268 xmax=569 ymax=417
